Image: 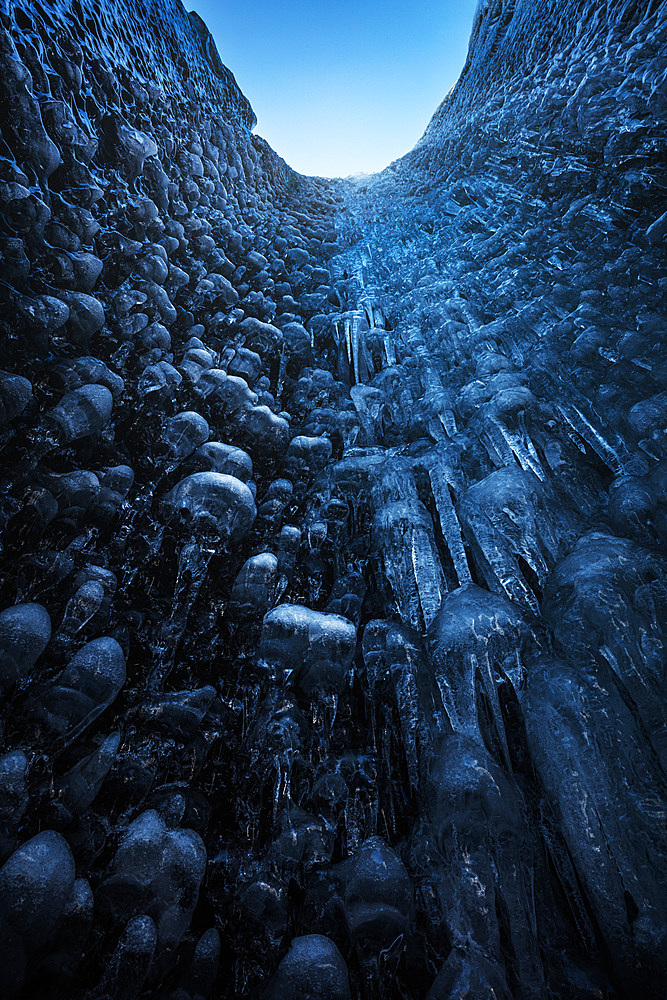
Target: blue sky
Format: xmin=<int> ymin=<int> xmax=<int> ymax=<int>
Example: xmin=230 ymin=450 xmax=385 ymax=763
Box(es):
xmin=187 ymin=1 xmax=479 ymax=178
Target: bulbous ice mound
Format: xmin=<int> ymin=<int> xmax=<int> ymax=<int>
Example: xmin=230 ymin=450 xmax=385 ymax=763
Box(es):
xmin=0 ymin=602 xmax=51 ymax=696
xmin=343 ymin=836 xmax=413 ymax=959
xmin=27 ymin=636 xmax=126 ymax=736
xmin=428 ymin=584 xmax=528 ymax=762
xmin=259 ymin=603 xmax=357 ymax=695
xmin=163 ymin=472 xmax=257 ymax=542
xmin=97 ymin=809 xmax=206 ymax=968
xmin=0 ymin=831 xmax=76 ymax=991
xmin=267 ymin=934 xmax=351 ymax=999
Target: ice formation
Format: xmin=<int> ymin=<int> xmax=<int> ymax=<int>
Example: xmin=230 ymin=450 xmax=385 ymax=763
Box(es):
xmin=0 ymin=0 xmax=664 ymax=997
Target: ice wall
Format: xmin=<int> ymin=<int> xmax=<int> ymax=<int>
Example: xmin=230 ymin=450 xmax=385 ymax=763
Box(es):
xmin=0 ymin=0 xmax=664 ymax=997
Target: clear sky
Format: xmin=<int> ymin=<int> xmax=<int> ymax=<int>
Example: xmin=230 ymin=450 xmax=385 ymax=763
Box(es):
xmin=187 ymin=1 xmax=479 ymax=178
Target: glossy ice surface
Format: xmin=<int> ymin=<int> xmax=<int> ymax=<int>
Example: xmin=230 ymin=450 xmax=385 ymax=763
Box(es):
xmin=0 ymin=0 xmax=664 ymax=997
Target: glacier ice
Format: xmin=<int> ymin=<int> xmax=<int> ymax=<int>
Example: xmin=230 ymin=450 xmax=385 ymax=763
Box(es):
xmin=0 ymin=0 xmax=664 ymax=996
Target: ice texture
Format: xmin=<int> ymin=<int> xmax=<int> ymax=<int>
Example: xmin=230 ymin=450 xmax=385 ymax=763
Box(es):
xmin=0 ymin=0 xmax=664 ymax=996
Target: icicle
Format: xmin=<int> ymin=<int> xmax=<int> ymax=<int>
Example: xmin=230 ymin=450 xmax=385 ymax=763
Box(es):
xmin=518 ymin=412 xmax=546 ymax=477
xmin=411 ymin=530 xmax=443 ymax=629
xmin=57 ymin=580 xmax=104 ymax=641
xmin=273 ymin=758 xmax=291 ymax=824
xmin=428 ymin=465 xmax=472 ymax=586
xmin=276 ymin=340 xmax=287 ymax=401
xmin=312 ymin=691 xmax=339 ymax=746
xmin=497 ymin=422 xmax=546 ymax=481
xmin=482 ymin=420 xmax=515 ymax=468
xmin=559 ymin=404 xmax=622 ymax=473
xmin=344 ymin=319 xmax=352 ymax=365
xmin=351 ymin=317 xmax=360 ymax=385
xmin=383 ymin=333 xmax=396 ymax=366
xmin=393 ymin=666 xmax=422 ymax=791
xmin=356 ymin=252 xmax=368 ymax=287
xmin=171 ymin=541 xmax=212 ymax=620
xmin=375 ymin=496 xmax=445 ymax=632
xmin=501 ymin=566 xmax=541 ymax=615
xmin=149 ymin=540 xmax=214 ymax=688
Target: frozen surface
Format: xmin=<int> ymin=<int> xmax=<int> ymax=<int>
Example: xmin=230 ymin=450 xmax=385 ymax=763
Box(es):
xmin=0 ymin=0 xmax=664 ymax=996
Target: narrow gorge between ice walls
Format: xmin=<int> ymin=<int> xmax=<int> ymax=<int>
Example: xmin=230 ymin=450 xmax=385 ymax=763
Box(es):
xmin=0 ymin=0 xmax=665 ymax=997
